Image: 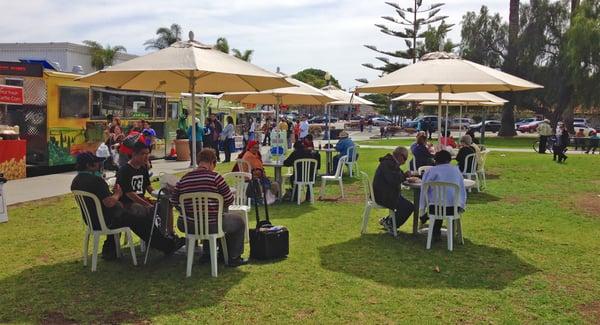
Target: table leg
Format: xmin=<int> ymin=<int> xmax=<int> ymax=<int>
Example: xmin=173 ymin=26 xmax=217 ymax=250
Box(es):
xmin=275 ymin=167 xmax=282 ymax=198
xmin=412 ymin=188 xmax=420 ymax=235
xmin=326 ymin=152 xmax=333 ymax=175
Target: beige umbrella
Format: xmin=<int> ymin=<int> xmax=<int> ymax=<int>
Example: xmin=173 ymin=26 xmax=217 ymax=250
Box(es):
xmin=77 ymin=32 xmax=291 ymax=167
xmin=356 ymin=52 xmax=542 ymax=138
xmin=320 ymin=85 xmax=375 ymax=106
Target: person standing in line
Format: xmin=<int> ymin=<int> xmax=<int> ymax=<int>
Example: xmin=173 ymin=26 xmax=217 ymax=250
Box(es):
xmin=554 ymin=124 xmax=570 ymax=163
xmin=285 ymin=117 xmax=293 ymax=149
xmin=221 ymin=116 xmax=236 ymax=163
xmin=359 ymin=118 xmax=365 ymax=132
xmin=261 ymin=118 xmax=272 ymax=146
xmin=187 ymin=118 xmax=204 ymax=167
xmin=293 ymin=119 xmax=301 ymax=143
xmin=299 ymin=116 xmax=310 ymax=140
xmin=537 ymin=119 xmax=553 ymax=154
xmin=248 ymin=118 xmax=256 ymax=141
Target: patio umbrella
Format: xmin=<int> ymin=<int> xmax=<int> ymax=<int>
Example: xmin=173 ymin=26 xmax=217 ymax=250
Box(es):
xmin=356 ymin=52 xmax=542 ymax=139
xmin=77 ymin=32 xmax=291 ymax=167
xmin=319 ymin=85 xmax=376 ymax=143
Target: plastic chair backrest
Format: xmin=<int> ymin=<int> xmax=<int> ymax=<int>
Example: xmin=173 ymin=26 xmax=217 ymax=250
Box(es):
xmin=464 ymin=153 xmax=478 ymax=174
xmin=334 ymin=155 xmax=348 ymax=178
xmin=223 ymin=172 xmax=252 ymax=206
xmin=236 ymin=159 xmax=252 ymax=173
xmin=478 ymin=150 xmax=490 ymax=171
xmin=72 ymin=190 xmax=110 ymax=232
xmin=179 ymin=192 xmax=225 ymax=238
xmin=418 ymin=165 xmax=432 ymax=176
xmin=410 ymin=158 xmax=417 ymax=172
xmin=346 ymin=146 xmax=358 ymax=162
xmin=422 ymin=181 xmax=460 ymax=218
xmin=294 ymin=158 xmax=318 ymax=184
xmin=360 ymin=171 xmax=375 ymax=203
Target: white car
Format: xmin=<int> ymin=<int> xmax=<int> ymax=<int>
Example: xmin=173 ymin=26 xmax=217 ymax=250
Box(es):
xmin=451 ymin=118 xmax=475 ymax=129
xmin=371 ymin=117 xmax=393 ymax=126
xmin=573 ymin=123 xmax=596 ymax=136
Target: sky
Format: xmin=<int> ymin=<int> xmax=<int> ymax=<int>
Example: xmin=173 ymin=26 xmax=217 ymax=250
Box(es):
xmin=1 ymin=0 xmax=508 ymax=89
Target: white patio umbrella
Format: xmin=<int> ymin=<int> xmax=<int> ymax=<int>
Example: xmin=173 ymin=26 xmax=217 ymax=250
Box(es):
xmin=356 ymin=52 xmax=543 ymax=139
xmin=319 ymin=85 xmax=375 ymax=143
xmin=77 ymin=32 xmax=292 ymax=167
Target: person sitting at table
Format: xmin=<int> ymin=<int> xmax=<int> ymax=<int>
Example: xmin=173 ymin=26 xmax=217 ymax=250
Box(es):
xmin=373 ymin=146 xmax=414 ymax=234
xmin=420 ymin=150 xmax=467 ymax=241
xmin=117 ymin=142 xmax=154 ymax=210
xmin=241 ymin=140 xmax=280 ymax=198
xmin=465 ymin=128 xmax=479 ymax=145
xmin=440 ymin=131 xmax=457 ymax=149
xmin=333 ymin=131 xmax=358 ymax=171
xmin=170 ymin=148 xmax=247 ymax=267
xmin=585 ymin=131 xmax=599 ymax=154
xmin=574 ymin=128 xmax=586 ymax=151
xmin=456 ymin=135 xmax=477 ymax=173
xmin=283 ymin=141 xmax=319 ymax=200
xmin=303 ymin=133 xmax=315 ymax=150
xmin=409 ymin=134 xmax=434 ymax=171
xmin=72 ymin=152 xmax=183 ymax=260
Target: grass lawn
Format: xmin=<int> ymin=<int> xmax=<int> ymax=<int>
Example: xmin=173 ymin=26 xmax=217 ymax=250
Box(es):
xmin=356 ymin=136 xmax=538 ymax=149
xmin=1 ymin=149 xmax=600 ymax=323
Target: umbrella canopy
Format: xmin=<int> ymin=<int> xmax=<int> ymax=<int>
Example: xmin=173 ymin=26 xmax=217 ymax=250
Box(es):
xmin=393 ymin=92 xmax=507 ymax=104
xmin=220 ymin=76 xmax=337 ymax=105
xmin=77 ymin=32 xmax=292 ymax=167
xmin=320 ymin=85 xmax=375 ymax=106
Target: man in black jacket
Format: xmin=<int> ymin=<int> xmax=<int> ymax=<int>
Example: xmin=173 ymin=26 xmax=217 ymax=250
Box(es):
xmin=373 ymin=146 xmax=414 ymax=234
xmin=283 ymin=141 xmax=319 ymax=200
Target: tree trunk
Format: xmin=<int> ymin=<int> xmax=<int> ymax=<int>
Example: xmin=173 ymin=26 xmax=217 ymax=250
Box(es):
xmin=499 ymin=0 xmax=520 ymax=136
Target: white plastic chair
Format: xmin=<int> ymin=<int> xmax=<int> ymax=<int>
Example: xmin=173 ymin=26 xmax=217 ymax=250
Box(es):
xmin=236 ymin=159 xmax=252 ymax=173
xmin=417 ymin=165 xmax=433 ymax=176
xmin=291 ymin=158 xmax=318 ymax=205
xmin=179 ymin=192 xmax=229 ymax=278
xmin=319 ymin=155 xmax=347 ymax=199
xmin=223 ymin=172 xmax=252 ymax=242
xmin=345 ymin=146 xmax=359 ymax=177
xmin=462 ymin=152 xmax=480 ymax=192
xmin=410 ymin=157 xmax=417 ymax=172
xmin=72 ymin=190 xmax=138 ymax=272
xmin=359 ymin=171 xmax=396 ymax=237
xmin=477 ymin=150 xmax=490 ymax=189
xmin=422 ymin=181 xmax=464 ymax=251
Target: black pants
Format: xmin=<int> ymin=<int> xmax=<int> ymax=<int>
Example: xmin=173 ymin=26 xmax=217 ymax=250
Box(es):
xmin=390 ymin=195 xmax=414 ymax=228
xmin=188 ymin=140 xmax=203 ymax=162
xmin=539 ymin=135 xmax=548 ymax=153
xmin=224 ymin=138 xmax=234 ymax=162
xmin=586 ymin=140 xmax=598 ymax=153
xmin=104 ymin=206 xmax=178 ymax=254
xmin=553 ymin=145 xmax=567 ymax=161
xmin=262 ymin=132 xmax=271 ymax=146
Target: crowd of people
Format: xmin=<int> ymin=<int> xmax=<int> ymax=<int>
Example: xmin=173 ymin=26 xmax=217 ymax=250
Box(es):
xmin=537 ymin=119 xmax=599 ymax=162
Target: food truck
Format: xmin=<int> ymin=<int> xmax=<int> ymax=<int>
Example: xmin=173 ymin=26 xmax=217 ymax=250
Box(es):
xmin=0 ymin=61 xmax=180 ymax=174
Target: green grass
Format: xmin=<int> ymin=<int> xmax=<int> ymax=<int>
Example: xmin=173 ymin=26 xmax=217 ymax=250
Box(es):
xmin=1 ymin=149 xmax=600 ymax=323
xmin=357 ymin=136 xmax=538 ymax=149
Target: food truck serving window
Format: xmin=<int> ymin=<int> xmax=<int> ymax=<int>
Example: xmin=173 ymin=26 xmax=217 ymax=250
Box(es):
xmin=59 ymin=87 xmax=89 ymax=118
xmin=90 ymin=87 xmax=166 ymax=120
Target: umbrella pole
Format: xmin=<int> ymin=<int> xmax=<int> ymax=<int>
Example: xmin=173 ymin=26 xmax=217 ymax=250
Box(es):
xmin=327 ymin=104 xmax=331 ymax=146
xmin=189 ymin=75 xmax=197 ymax=168
xmin=437 ymin=86 xmax=442 ymax=141
xmin=459 ymin=105 xmax=463 ymax=138
xmin=445 ymin=101 xmax=449 ymax=138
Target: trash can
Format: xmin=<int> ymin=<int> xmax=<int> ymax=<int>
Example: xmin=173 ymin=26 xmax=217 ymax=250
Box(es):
xmin=0 ymin=173 xmax=8 ymax=223
xmin=175 ymin=139 xmax=190 ymax=161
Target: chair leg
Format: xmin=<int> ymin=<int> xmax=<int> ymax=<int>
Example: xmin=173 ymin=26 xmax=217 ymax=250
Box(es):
xmin=447 ymin=218 xmax=454 ymax=251
xmin=140 ymin=240 xmax=146 ymax=253
xmin=186 ymin=238 xmax=195 ymax=278
xmin=354 ymin=162 xmax=359 ymax=177
xmin=457 ymin=219 xmax=464 ymax=245
xmin=114 ymin=233 xmax=122 ymax=258
xmin=297 ymin=185 xmax=302 ymax=205
xmin=482 ymin=171 xmax=487 ymax=189
xmin=475 ymin=173 xmax=481 ymax=192
xmin=220 ymin=236 xmax=229 ymax=265
xmin=361 ymin=205 xmax=371 ymax=234
xmin=82 ymin=231 xmax=90 ymax=266
xmin=390 ymin=210 xmax=398 ymax=238
xmin=91 ymin=233 xmax=100 ymax=272
xmin=426 ymin=216 xmax=434 ymax=250
xmin=243 ymin=211 xmax=250 ymax=243
xmin=291 ymin=184 xmax=297 ymax=203
xmin=126 ymin=230 xmax=137 ymax=266
xmin=319 ymin=179 xmax=326 ymax=199
xmin=339 ymin=179 xmax=344 ymax=198
xmin=209 ymin=236 xmax=218 ymax=277
xmin=309 ymin=184 xmax=315 ymax=204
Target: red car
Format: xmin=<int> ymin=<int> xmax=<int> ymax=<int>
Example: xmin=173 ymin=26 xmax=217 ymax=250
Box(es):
xmin=518 ymin=120 xmax=544 ymax=133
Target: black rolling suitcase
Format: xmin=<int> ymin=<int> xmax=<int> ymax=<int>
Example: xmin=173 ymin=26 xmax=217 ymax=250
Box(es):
xmin=249 ymin=178 xmax=289 ymax=260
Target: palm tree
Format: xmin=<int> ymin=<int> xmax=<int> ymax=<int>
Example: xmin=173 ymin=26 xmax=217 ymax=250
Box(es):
xmin=232 ymin=49 xmax=254 ymax=62
xmin=215 ymin=37 xmax=230 ymax=53
xmin=83 ymin=40 xmax=127 ymax=70
xmin=144 ymin=23 xmax=182 ymax=50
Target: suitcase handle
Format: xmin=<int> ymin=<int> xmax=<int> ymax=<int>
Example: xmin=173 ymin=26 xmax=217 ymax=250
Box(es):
xmin=251 ymin=178 xmax=270 ymax=227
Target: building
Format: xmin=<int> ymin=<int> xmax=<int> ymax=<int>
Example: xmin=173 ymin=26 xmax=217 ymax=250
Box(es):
xmin=0 ymin=42 xmax=137 ymax=74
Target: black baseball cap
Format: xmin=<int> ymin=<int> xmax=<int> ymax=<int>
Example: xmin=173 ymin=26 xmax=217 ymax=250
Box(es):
xmin=76 ymin=152 xmax=103 ymax=167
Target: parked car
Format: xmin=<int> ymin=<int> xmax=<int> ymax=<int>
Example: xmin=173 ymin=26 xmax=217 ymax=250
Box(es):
xmin=350 ymin=115 xmax=365 ymax=121
xmin=404 ymin=115 xmax=441 ymax=130
xmin=370 ymin=117 xmax=393 ymax=126
xmin=308 ymin=116 xmax=338 ymax=124
xmin=469 ymin=120 xmax=502 ymax=133
xmin=518 ymin=120 xmax=545 ymax=133
xmin=451 ymin=118 xmax=475 ymax=129
xmin=515 ymin=117 xmax=541 ymax=130
xmin=573 ymin=123 xmax=596 ymax=136
xmin=574 ymin=117 xmax=590 ymax=126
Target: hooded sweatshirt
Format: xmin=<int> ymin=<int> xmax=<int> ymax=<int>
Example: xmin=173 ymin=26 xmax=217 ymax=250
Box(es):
xmin=373 ymin=153 xmax=407 ymax=209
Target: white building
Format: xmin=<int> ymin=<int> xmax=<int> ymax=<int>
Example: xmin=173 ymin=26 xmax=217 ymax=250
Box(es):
xmin=0 ymin=42 xmax=137 ymax=74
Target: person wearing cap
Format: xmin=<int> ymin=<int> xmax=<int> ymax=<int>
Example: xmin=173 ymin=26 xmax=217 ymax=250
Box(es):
xmin=187 ymin=118 xmax=205 ymax=167
xmin=537 ymin=119 xmax=553 ymax=154
xmin=333 ymin=131 xmax=358 ymax=171
xmin=71 ymin=152 xmax=184 ymax=260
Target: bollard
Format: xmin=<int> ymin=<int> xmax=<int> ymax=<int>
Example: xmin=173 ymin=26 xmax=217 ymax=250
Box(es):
xmin=0 ymin=173 xmax=7 ymax=223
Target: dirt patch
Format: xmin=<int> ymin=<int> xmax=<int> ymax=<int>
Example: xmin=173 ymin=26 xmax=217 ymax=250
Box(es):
xmin=39 ymin=312 xmax=78 ymax=325
xmin=318 ymin=183 xmax=364 ymax=203
xmin=485 ymin=173 xmax=501 ymax=180
xmin=573 ymin=193 xmax=600 ymax=218
xmin=294 ymin=308 xmax=315 ymax=320
xmin=502 ymin=195 xmax=524 ymax=204
xmin=97 ymin=310 xmax=151 ymax=325
xmin=578 ymin=301 xmax=600 ymax=324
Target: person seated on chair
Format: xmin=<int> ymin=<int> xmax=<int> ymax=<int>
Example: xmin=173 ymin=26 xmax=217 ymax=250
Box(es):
xmin=302 ymin=134 xmax=321 ymax=166
xmin=419 ymin=150 xmax=467 ymax=241
xmin=455 ymin=135 xmax=476 ymax=173
xmin=241 ymin=140 xmax=280 ymax=198
xmin=440 ymin=130 xmax=457 ymax=149
xmin=283 ymin=141 xmax=319 ymax=200
xmin=409 ymin=133 xmax=434 ymax=171
xmin=170 ymin=148 xmax=247 ymax=267
xmin=117 ymin=142 xmax=155 ymax=210
xmin=373 ymin=146 xmax=414 ymax=235
xmin=333 ymin=131 xmax=358 ymax=171
xmin=71 ymin=152 xmax=183 ymax=261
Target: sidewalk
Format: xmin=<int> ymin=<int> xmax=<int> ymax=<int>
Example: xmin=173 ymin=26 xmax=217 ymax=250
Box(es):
xmin=357 ymin=144 xmax=593 ymax=154
xmin=4 ymin=160 xmax=192 ymax=206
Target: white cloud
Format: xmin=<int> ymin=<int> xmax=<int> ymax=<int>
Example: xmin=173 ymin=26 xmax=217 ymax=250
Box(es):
xmin=0 ymin=0 xmax=510 ymax=88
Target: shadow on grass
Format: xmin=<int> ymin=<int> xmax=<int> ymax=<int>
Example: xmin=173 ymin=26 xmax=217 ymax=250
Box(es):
xmin=318 ymin=234 xmax=538 ymax=290
xmin=0 ymin=256 xmax=246 ymax=323
xmin=268 ymin=201 xmax=318 ymax=219
xmin=467 ymin=192 xmax=502 ymax=204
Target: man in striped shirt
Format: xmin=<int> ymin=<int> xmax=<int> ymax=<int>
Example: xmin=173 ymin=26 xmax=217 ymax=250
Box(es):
xmin=170 ymin=148 xmax=247 ymax=267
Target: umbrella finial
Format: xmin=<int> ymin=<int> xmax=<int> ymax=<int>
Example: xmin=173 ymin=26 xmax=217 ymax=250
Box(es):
xmin=188 ymin=31 xmax=195 ymax=42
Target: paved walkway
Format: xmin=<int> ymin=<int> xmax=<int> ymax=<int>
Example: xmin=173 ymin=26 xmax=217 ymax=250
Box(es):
xmin=357 ymin=144 xmax=592 ymax=154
